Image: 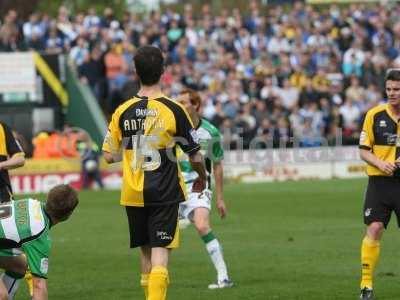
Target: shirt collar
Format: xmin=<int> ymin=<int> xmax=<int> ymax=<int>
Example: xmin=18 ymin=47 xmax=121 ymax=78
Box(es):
xmin=385 ymin=104 xmax=400 ymax=123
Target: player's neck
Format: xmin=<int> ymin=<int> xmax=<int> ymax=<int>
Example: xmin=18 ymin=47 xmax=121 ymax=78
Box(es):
xmin=137 ymin=84 xmax=162 ymax=99
xmin=388 ymin=103 xmax=400 ymax=119
xmin=192 ymin=113 xmax=200 ymax=128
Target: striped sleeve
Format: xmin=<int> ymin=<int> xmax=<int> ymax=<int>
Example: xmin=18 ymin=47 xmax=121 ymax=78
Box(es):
xmin=359 ymin=111 xmax=374 ymax=150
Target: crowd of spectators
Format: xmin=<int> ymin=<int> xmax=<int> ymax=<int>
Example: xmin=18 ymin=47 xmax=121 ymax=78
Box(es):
xmin=1 ymin=1 xmax=400 ymax=149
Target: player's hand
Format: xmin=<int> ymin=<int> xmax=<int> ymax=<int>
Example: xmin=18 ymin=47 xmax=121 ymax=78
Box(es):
xmin=192 ymin=177 xmax=206 ymax=193
xmin=216 ymin=198 xmax=227 ymax=219
xmin=395 ymin=158 xmax=400 ymax=168
xmin=378 ymin=160 xmax=397 ymax=175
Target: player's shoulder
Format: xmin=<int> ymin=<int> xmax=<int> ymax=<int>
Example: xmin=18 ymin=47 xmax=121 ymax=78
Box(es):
xmin=365 ymin=103 xmax=387 ymax=118
xmin=112 ymin=97 xmax=142 ymax=117
xmin=21 ymin=197 xmax=40 ymax=204
xmin=154 ymin=95 xmax=187 ymax=112
xmin=11 ymin=198 xmax=39 ymax=207
xmin=153 ymin=95 xmax=192 ymax=122
xmin=0 ymin=121 xmax=10 ymax=133
xmin=200 ymin=119 xmax=221 ymax=137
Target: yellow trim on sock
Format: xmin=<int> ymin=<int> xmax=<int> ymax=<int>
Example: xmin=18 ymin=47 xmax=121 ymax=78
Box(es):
xmin=151 ymin=266 xmax=168 ymax=274
xmin=363 ymin=236 xmax=380 ymax=246
xmin=141 ymin=273 xmax=150 ymax=285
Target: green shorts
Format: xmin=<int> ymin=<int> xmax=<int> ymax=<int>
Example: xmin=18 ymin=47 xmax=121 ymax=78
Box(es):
xmin=0 ymin=236 xmax=50 ymax=278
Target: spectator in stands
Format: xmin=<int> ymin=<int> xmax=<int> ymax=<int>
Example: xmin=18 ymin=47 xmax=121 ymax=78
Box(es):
xmin=279 ymin=78 xmax=299 ymax=110
xmin=23 ymin=13 xmax=45 ymax=43
xmin=4 ymin=1 xmax=400 ymax=151
xmin=69 ymin=36 xmax=89 ymax=66
xmin=339 ymin=97 xmax=361 ymax=144
xmin=274 ymin=116 xmax=292 ymax=148
xmin=84 ymin=7 xmax=101 ymax=29
xmin=255 ymin=118 xmax=274 ymax=149
xmin=45 ymin=26 xmax=64 ymax=54
xmin=78 ymin=46 xmax=106 ymax=101
xmin=0 ymin=12 xmax=25 ymax=51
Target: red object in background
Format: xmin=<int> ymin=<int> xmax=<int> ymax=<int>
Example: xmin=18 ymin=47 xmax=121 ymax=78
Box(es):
xmin=10 ymin=170 xmax=123 ymax=194
xmin=11 ymin=173 xmax=82 ymax=194
xmin=161 ymin=70 xmax=174 ymax=85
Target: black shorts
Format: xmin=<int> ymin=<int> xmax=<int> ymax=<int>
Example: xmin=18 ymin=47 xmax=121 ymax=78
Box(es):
xmin=364 ymin=176 xmax=400 ymax=228
xmin=125 ymin=203 xmax=179 ymax=249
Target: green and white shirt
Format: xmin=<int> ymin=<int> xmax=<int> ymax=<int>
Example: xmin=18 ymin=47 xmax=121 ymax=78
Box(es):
xmin=178 ymin=118 xmax=224 ymax=188
xmin=0 ymin=199 xmax=51 ymax=278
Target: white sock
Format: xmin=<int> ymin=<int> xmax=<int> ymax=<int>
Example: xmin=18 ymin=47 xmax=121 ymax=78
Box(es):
xmin=1 ymin=273 xmax=21 ymax=299
xmin=205 ymin=238 xmax=229 ymax=282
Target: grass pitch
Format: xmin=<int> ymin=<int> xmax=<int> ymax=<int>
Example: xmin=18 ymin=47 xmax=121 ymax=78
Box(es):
xmin=13 ymin=178 xmax=400 ymax=299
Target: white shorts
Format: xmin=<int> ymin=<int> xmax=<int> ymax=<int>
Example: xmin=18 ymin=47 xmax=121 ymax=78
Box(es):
xmin=179 ymin=189 xmax=212 ymax=221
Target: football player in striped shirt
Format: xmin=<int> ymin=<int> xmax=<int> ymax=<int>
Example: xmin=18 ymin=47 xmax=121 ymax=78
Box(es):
xmin=103 ymin=46 xmax=207 ymax=300
xmin=177 ymin=89 xmax=233 ymax=289
xmin=0 ymin=184 xmax=78 ymax=300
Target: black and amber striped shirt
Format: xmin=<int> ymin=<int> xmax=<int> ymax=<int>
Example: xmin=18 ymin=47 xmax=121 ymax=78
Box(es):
xmin=0 ymin=122 xmax=24 ymax=191
xmin=359 ymin=104 xmax=400 ymax=176
xmin=102 ymin=94 xmax=200 ymax=207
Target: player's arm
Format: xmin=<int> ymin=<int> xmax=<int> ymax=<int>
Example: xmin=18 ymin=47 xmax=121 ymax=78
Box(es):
xmin=174 ymin=104 xmax=206 ymax=192
xmin=0 ymin=124 xmax=25 ymax=170
xmin=360 ymin=149 xmax=396 ymax=175
xmin=21 ymin=236 xmax=50 ymax=300
xmin=189 ymin=151 xmax=207 ymax=181
xmin=359 ymin=110 xmax=396 ymax=175
xmin=211 ymin=131 xmax=227 ymax=218
xmin=213 ymin=161 xmax=227 ymax=218
xmin=32 ymin=276 xmax=48 ymax=300
xmin=103 ymin=151 xmax=122 ymax=164
xmin=102 ymin=111 xmax=122 ymax=164
xmin=0 ymin=154 xmax=25 ymax=170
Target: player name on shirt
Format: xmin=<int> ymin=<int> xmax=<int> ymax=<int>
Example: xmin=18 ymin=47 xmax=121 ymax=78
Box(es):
xmin=135 ymin=108 xmax=158 ymax=117
xmin=123 ymin=118 xmax=165 ymax=132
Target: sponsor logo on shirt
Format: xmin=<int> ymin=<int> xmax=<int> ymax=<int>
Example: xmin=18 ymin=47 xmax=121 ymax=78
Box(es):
xmin=136 ymin=108 xmax=158 ymax=117
xmin=384 ymin=133 xmax=398 ymax=145
xmin=40 ymin=258 xmax=49 ymax=274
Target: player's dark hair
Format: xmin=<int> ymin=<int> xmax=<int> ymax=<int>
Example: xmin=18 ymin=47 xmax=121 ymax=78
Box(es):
xmin=134 ymin=46 xmax=164 ymax=86
xmin=385 ymin=69 xmax=400 ymax=83
xmin=46 ymin=184 xmax=79 ymax=222
xmin=181 ymin=88 xmax=202 ymax=112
